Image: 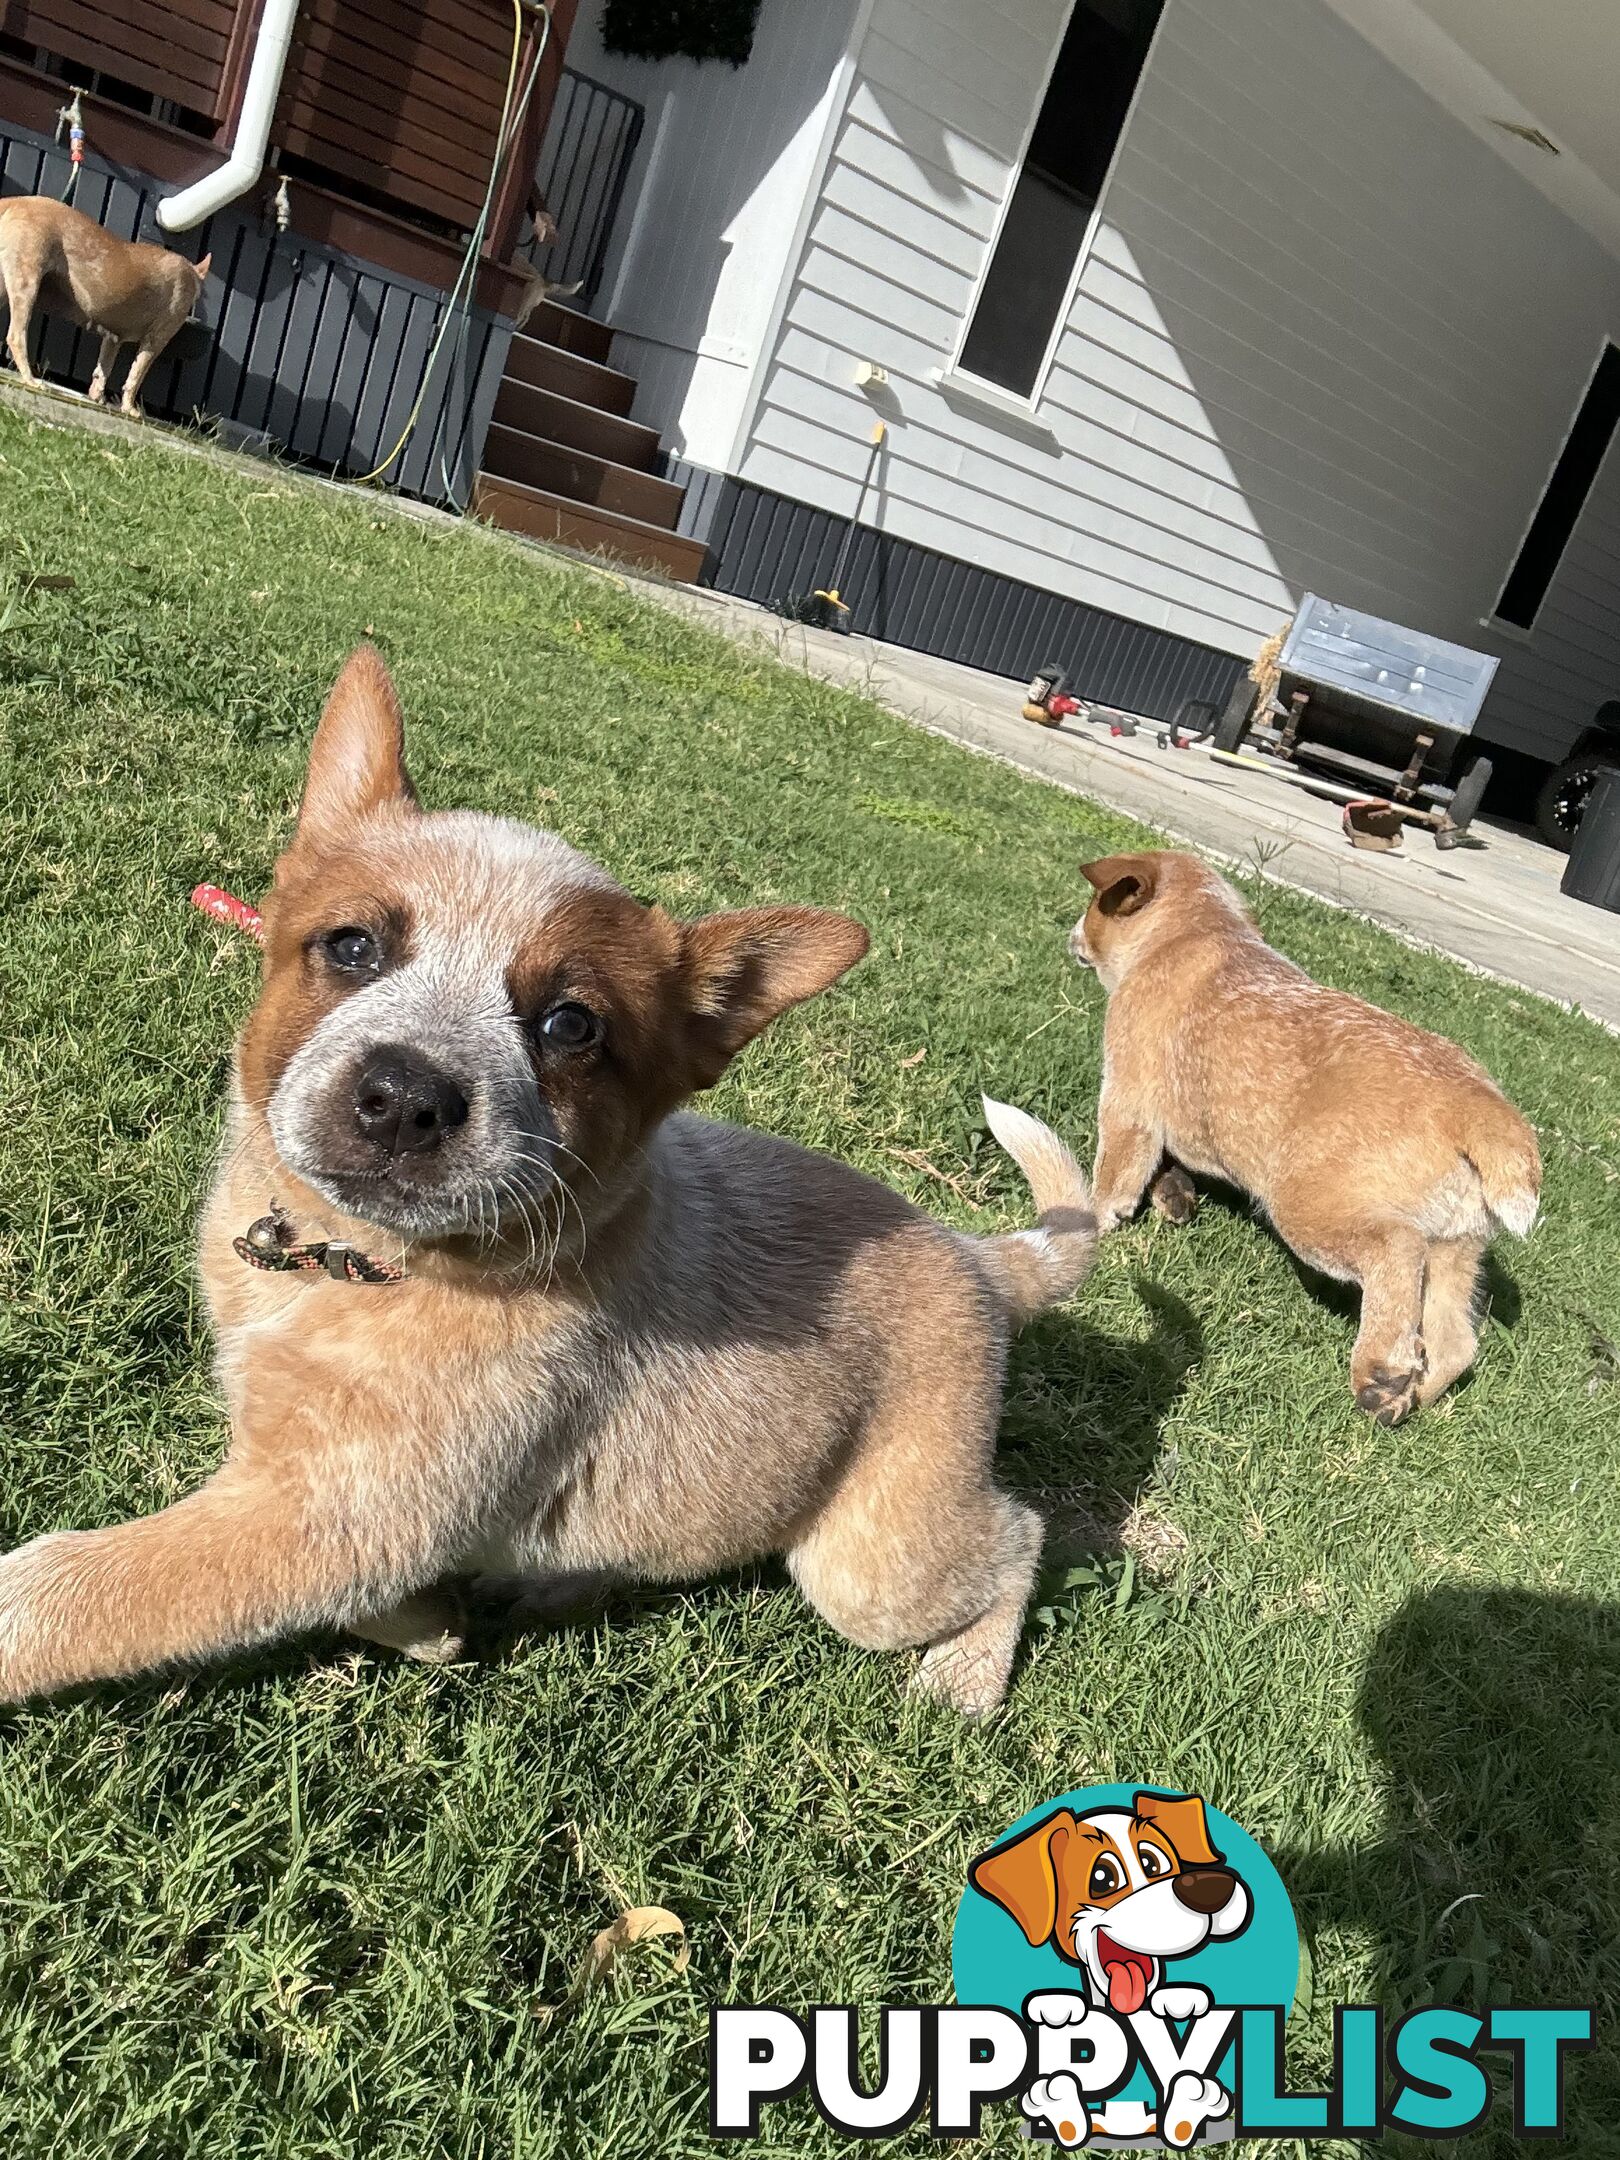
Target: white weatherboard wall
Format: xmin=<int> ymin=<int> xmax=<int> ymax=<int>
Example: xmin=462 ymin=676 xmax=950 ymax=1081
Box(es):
xmin=565 ymin=0 xmax=859 ymax=472
xmin=731 ymin=0 xmax=1620 ymax=757
xmin=1487 ymin=430 xmax=1620 ymax=761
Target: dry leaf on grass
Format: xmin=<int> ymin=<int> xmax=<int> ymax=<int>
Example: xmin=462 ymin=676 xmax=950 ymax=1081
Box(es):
xmin=534 ymin=1906 xmax=689 ymax=2025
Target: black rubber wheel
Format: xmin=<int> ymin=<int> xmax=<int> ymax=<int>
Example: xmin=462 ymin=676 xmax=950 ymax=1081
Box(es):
xmin=1213 ymin=679 xmax=1254 ymax=754
xmin=1535 ymin=753 xmax=1620 ymax=853
xmin=1445 ymin=754 xmax=1492 ymax=837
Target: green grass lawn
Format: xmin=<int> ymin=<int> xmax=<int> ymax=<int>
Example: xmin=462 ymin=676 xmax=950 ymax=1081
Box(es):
xmin=2 ymin=405 xmax=1619 ymax=2158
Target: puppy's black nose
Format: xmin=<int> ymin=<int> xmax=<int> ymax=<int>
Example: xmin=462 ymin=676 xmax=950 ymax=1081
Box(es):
xmin=353 ymin=1047 xmax=468 ymax=1157
xmin=1172 ymin=1867 xmax=1236 ymax=1914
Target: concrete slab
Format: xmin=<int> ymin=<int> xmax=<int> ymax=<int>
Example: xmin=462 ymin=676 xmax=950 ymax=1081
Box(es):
xmin=664 ymin=586 xmax=1620 ymax=1035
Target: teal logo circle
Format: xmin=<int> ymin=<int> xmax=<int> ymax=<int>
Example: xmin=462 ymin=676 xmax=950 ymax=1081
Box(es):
xmin=952 ymin=1783 xmax=1298 ymax=2145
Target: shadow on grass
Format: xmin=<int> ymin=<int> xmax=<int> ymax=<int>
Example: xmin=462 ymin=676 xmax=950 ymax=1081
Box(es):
xmin=1276 ymin=1586 xmax=1620 ymax=2150
xmin=1005 ymin=1277 xmax=1204 ymax=1573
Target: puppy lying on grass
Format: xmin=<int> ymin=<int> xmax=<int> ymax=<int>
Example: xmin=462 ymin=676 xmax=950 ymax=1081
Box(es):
xmin=0 ymin=648 xmax=1095 ymax=1712
xmin=1071 ymin=850 xmax=1539 ymax=1424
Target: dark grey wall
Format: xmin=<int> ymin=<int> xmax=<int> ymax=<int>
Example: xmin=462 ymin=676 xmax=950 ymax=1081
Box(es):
xmin=668 ymin=456 xmax=1244 ymax=725
xmin=0 ymin=118 xmax=512 ymax=505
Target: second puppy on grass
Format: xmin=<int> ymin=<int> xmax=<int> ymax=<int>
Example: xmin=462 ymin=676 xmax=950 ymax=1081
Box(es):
xmin=1072 ymin=849 xmax=1539 ymax=1424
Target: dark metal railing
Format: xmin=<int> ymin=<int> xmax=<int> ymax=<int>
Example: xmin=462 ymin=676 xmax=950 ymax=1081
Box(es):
xmin=521 ymin=67 xmax=645 ymax=308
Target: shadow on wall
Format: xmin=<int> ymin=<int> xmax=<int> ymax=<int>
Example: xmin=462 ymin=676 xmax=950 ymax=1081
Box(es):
xmin=0 ymin=133 xmax=505 ymax=503
xmin=1272 ymin=1586 xmax=1620 ymax=2149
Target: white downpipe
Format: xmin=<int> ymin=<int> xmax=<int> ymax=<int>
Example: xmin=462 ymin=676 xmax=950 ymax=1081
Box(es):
xmin=156 ymin=0 xmax=299 ymax=232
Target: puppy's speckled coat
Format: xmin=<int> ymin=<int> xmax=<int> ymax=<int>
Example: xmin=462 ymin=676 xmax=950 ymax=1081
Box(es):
xmin=1072 ymin=849 xmax=1539 ymax=1423
xmin=0 ymin=649 xmax=1095 ymax=1710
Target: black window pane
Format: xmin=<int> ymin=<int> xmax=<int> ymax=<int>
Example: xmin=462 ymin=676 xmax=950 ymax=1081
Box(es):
xmin=959 ymin=0 xmax=1164 ymax=398
xmin=1497 ymin=344 xmax=1620 ymax=630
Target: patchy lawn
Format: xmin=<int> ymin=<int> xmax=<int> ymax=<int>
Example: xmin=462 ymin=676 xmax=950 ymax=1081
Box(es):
xmin=1 ymin=406 xmax=1618 ymax=2158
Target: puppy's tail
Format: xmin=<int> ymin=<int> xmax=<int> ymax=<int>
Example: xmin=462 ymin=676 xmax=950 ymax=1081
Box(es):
xmin=974 ymin=1095 xmax=1097 ymax=1325
xmin=1467 ymin=1105 xmax=1542 ymax=1239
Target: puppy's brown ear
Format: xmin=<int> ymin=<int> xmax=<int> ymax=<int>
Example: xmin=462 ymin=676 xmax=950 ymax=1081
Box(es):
xmin=193 ymin=252 xmax=212 ymax=282
xmin=680 ymin=906 xmax=869 ymax=1087
xmin=292 ymin=644 xmax=418 ymax=853
xmin=1134 ymin=1791 xmax=1222 ymax=1868
xmin=969 ymin=1810 xmax=1075 ymax=1947
xmin=1080 ymin=853 xmax=1156 ymax=918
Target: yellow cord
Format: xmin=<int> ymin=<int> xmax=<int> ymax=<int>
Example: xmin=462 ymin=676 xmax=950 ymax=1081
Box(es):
xmin=353 ymin=0 xmax=539 ymax=486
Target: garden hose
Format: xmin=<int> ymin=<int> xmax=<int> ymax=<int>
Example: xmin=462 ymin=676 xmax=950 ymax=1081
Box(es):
xmin=353 ymin=0 xmax=549 ymax=493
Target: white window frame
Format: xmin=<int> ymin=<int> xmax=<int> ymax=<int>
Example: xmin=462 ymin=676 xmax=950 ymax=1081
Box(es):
xmin=942 ymin=0 xmax=1175 ymax=417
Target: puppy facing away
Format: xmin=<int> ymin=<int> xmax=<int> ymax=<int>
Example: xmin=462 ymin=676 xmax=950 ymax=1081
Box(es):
xmin=0 ymin=195 xmax=209 ymax=415
xmin=0 ymin=647 xmax=1096 ymax=1711
xmin=1071 ymin=850 xmax=1540 ymax=1424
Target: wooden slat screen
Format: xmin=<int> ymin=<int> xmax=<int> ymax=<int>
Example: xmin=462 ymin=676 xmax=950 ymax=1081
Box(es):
xmin=277 ymin=0 xmax=526 ymax=233
xmin=0 ymin=0 xmax=237 ymax=117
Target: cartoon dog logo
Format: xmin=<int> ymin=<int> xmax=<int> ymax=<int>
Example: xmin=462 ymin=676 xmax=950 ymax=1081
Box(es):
xmin=969 ymin=1790 xmax=1251 ymax=2148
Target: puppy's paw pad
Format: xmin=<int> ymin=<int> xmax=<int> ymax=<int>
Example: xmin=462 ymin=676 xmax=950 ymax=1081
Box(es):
xmin=1355 ymin=1364 xmax=1421 ymax=1425
xmin=401 ymin=1628 xmax=466 ymax=1665
xmin=913 ymin=1641 xmax=1008 ymax=1719
xmin=1150 ymin=1172 xmax=1199 ymax=1225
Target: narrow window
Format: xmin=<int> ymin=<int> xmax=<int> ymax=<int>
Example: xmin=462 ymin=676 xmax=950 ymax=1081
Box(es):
xmin=1496 ymin=343 xmax=1620 ymax=629
xmin=958 ymin=0 xmax=1164 ymax=399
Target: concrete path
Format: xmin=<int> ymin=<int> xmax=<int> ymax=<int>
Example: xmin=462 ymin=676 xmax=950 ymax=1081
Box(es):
xmin=665 ymin=585 xmax=1620 ymax=1034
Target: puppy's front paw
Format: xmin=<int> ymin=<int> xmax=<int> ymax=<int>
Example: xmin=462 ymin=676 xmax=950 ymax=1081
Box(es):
xmin=0 ymin=1531 xmax=92 ymax=1700
xmin=1160 ymin=2071 xmax=1230 ymax=2148
xmin=1022 ymin=2072 xmax=1091 ymax=2147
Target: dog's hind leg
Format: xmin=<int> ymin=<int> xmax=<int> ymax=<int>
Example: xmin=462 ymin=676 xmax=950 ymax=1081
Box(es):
xmin=4 ymin=263 xmax=41 ymax=387
xmin=1344 ymin=1223 xmax=1429 ymax=1425
xmin=87 ymin=331 xmax=119 ymax=406
xmin=1416 ymin=1235 xmax=1486 ymax=1405
xmin=911 ymin=1493 xmax=1044 ymax=1716
xmin=350 ymin=1586 xmax=465 ymax=1664
xmin=788 ymin=1320 xmax=1043 ymax=1716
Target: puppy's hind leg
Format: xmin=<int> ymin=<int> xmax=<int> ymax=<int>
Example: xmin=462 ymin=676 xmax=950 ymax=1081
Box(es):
xmin=351 ymin=1586 xmax=466 ymax=1664
xmin=1346 ymin=1224 xmax=1429 ymax=1425
xmin=788 ymin=1330 xmax=1043 ymax=1716
xmin=1416 ymin=1235 xmax=1487 ymax=1405
xmin=913 ymin=1493 xmax=1043 ymax=1717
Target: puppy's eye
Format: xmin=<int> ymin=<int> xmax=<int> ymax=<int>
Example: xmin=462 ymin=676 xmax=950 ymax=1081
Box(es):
xmin=1138 ymin=1844 xmax=1169 ymax=1879
xmin=1089 ymin=1856 xmax=1123 ymax=1899
xmin=537 ymin=1001 xmax=601 ymax=1050
xmin=323 ymin=926 xmax=379 ymax=972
